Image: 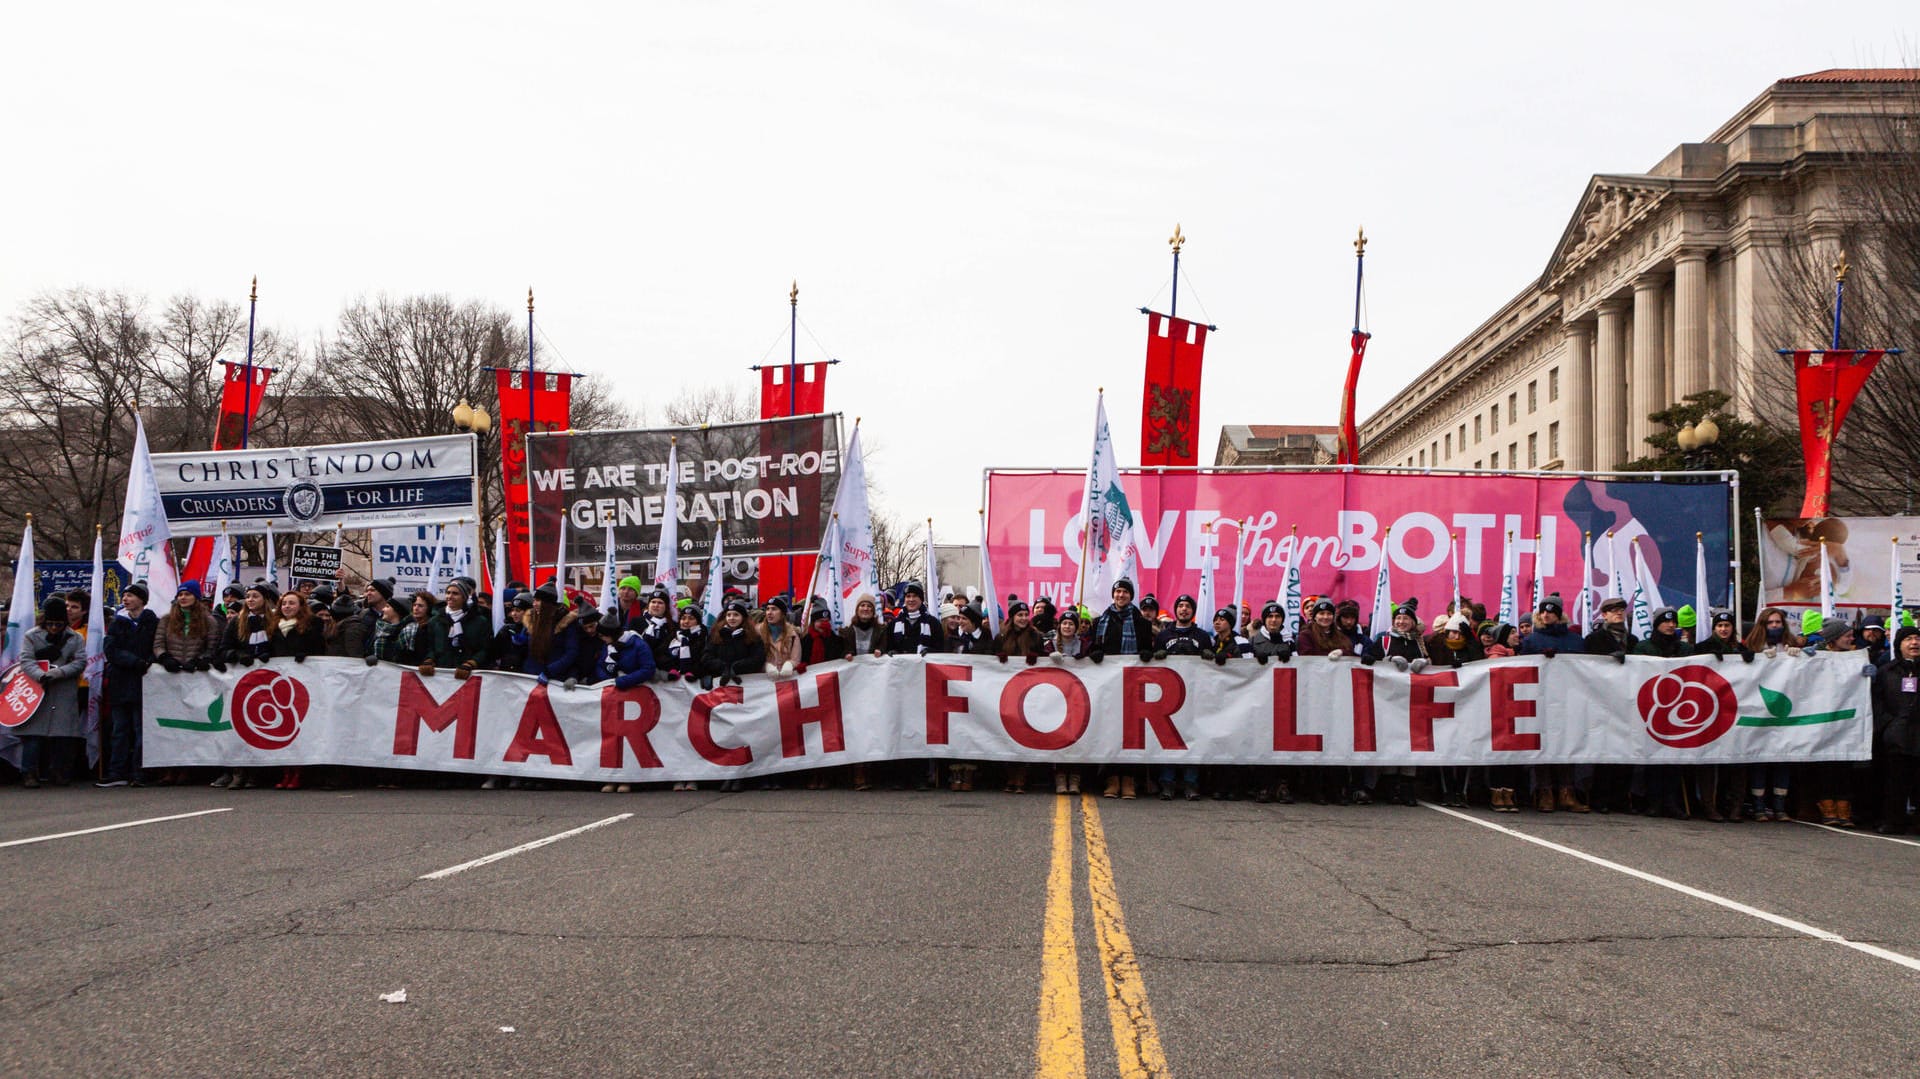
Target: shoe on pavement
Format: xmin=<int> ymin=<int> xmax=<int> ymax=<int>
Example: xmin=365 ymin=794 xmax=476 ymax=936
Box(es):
xmin=95 ymin=779 xmax=129 ymax=788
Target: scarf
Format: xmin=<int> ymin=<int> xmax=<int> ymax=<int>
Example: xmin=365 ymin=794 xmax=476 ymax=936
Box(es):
xmin=445 ymin=606 xmax=467 ymax=644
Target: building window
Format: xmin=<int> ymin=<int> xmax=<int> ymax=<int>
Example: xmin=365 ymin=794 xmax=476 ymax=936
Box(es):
xmin=1419 ymin=448 xmax=1426 ymax=467
xmin=1474 ymin=415 xmax=1483 ymax=442
xmin=1528 ymin=433 xmax=1538 ymax=468
xmin=1527 ymin=381 xmax=1538 ymax=414
xmin=1474 ymin=459 xmax=1482 ymax=470
xmin=1509 ymin=441 xmax=1518 ymax=469
xmin=1490 ymin=407 xmax=1499 ymax=435
xmin=1489 ymin=450 xmax=1499 ymax=469
xmin=1549 ymin=421 xmax=1560 ymax=460
xmin=1431 ymin=440 xmax=1438 ymax=464
xmin=1459 ymin=423 xmax=1467 ymax=449
xmin=1549 ymin=368 xmax=1560 ymax=402
xmin=1445 ymin=433 xmax=1452 ymax=459
xmin=1508 ymin=393 xmax=1518 ymax=423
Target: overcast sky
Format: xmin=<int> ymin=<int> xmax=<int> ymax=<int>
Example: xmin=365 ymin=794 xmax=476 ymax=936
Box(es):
xmin=6 ymin=2 xmax=1912 ymax=546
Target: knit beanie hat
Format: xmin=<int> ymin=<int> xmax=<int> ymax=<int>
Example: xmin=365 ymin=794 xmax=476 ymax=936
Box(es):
xmin=1801 ymin=609 xmax=1823 ymax=637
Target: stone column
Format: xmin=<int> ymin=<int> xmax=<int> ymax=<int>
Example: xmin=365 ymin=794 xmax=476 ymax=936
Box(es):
xmin=1592 ymin=299 xmax=1629 ymax=470
xmin=1561 ymin=320 xmax=1593 ymax=471
xmin=1673 ymin=248 xmax=1710 ymax=400
xmin=1629 ymin=273 xmax=1667 ymax=455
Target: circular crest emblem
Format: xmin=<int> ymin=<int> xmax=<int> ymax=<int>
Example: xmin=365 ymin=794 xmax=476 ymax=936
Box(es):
xmin=282 ymin=481 xmax=325 ymax=525
xmin=230 ymin=668 xmax=310 ymax=751
xmin=1635 ymin=664 xmax=1738 ymax=749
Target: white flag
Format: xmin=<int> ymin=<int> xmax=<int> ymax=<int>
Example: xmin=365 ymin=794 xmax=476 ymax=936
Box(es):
xmin=492 ymin=526 xmax=508 ymax=634
xmin=1576 ymin=531 xmax=1594 ymax=631
xmin=1079 ymin=392 xmax=1137 ymax=608
xmin=1529 ymin=533 xmax=1546 ymax=619
xmin=1280 ymin=527 xmax=1302 ymax=640
xmin=599 ymin=516 xmax=620 ymax=615
xmin=823 ymin=424 xmax=881 ymax=612
xmin=2 ymin=517 xmax=34 ymax=670
xmin=1230 ymin=520 xmax=1248 ymax=632
xmin=1196 ymin=526 xmax=1217 ymax=629
xmin=1819 ymin=541 xmax=1836 ymax=626
xmin=1628 ymin=539 xmax=1655 ymax=639
xmin=1693 ymin=532 xmax=1712 ymax=644
xmin=1368 ymin=530 xmax=1394 ymax=647
xmin=264 ymin=524 xmax=279 ymax=593
xmin=555 ymin=514 xmax=569 ymax=593
xmin=118 ymin=413 xmax=179 ymax=603
xmin=979 ymin=510 xmax=1001 ymax=637
xmin=1497 ymin=531 xmax=1518 ymax=626
xmin=1892 ymin=536 xmax=1907 ymax=631
xmin=1606 ymin=531 xmax=1622 ymax=600
xmin=83 ymin=529 xmax=107 ymax=766
xmin=212 ymin=527 xmax=237 ymax=605
xmin=704 ymin=527 xmax=728 ymax=626
xmin=654 ymin=439 xmax=680 ymax=590
xmin=1449 ymin=532 xmax=1462 ymax=618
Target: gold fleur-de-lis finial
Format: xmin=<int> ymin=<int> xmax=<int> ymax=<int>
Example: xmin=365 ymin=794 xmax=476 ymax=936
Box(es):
xmin=1169 ymin=224 xmax=1185 ymax=254
xmin=1834 ymin=253 xmax=1850 ymax=282
xmin=1355 ymin=227 xmax=1367 ymax=257
xmin=790 ymin=280 xmax=799 ymax=307
xmin=527 ymin=288 xmax=535 ymax=313
xmin=249 ymin=275 xmax=258 ymax=303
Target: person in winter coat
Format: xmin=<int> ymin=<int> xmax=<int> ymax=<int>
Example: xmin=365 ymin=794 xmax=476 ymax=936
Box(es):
xmin=154 ymin=581 xmax=222 ymax=671
xmin=949 ymin=605 xmax=994 ymax=655
xmin=383 ymin=592 xmax=438 ymax=667
xmin=703 ymin=601 xmax=765 ymax=688
xmin=1484 ymin=623 xmax=1519 ymax=658
xmin=1634 ymin=608 xmax=1688 ymax=659
xmin=886 ymin=583 xmax=946 ymax=656
xmin=839 ymin=595 xmax=887 ymax=657
xmin=1049 ymin=608 xmax=1089 ymax=661
xmin=663 ymin=605 xmax=706 ymax=681
xmin=1091 ymin=579 xmax=1157 ymax=800
xmin=492 ymin=594 xmax=532 ymax=672
xmin=991 ymin=601 xmax=1052 ymax=793
xmin=1336 ymin=600 xmax=1379 ymax=661
xmin=429 ymin=578 xmax=489 ymax=675
xmin=1584 ymin=597 xmax=1640 ymax=659
xmin=1634 ymin=608 xmax=1693 ymax=818
xmin=519 ymin=585 xmax=582 ymax=684
xmin=1860 ymin=615 xmax=1891 ymax=667
xmin=759 ymin=598 xmax=803 ymax=678
xmin=99 ymin=583 xmax=158 ymax=786
xmin=1247 ymin=602 xmax=1292 ymax=664
xmin=1876 ymin=626 xmax=1920 ymax=834
xmin=590 ymin=617 xmax=658 ymax=793
xmin=1153 ymin=595 xmax=1212 ymax=659
xmin=222 ymin=582 xmax=279 ymax=667
xmin=1296 ymin=599 xmax=1355 ymax=657
xmin=795 ymin=605 xmax=846 ymax=671
xmin=1206 ymin=608 xmax=1248 ymax=663
xmin=630 ymin=589 xmax=676 ymax=667
xmin=1377 ymin=602 xmax=1431 ymax=668
xmin=352 ymin=578 xmax=397 ymax=658
xmin=1517 ymin=595 xmax=1584 ymax=657
xmin=1737 ymin=606 xmax=1805 ymax=821
xmin=15 ymin=597 xmax=86 ymax=787
xmin=264 ymin=590 xmax=327 ymax=790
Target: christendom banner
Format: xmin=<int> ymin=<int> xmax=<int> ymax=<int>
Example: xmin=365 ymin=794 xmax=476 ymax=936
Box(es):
xmin=1793 ymin=348 xmax=1886 ymax=517
xmin=1140 ymin=312 xmax=1207 ymax=467
xmin=142 ymin=652 xmax=1869 ymax=780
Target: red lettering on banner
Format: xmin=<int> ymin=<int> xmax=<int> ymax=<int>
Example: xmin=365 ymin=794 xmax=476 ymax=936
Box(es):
xmin=504 ymin=684 xmax=574 ymax=766
xmin=599 ymin=684 xmax=663 ymax=769
xmin=392 ymin=671 xmax=482 ymax=759
xmin=925 ymin=663 xmax=971 ymax=745
xmin=1490 ymin=666 xmax=1542 ymax=751
xmin=1000 ymin=668 xmax=1091 ymax=751
xmin=777 ymin=672 xmax=846 ymax=758
xmin=1270 ymin=667 xmax=1321 ymax=752
xmin=1122 ymin=666 xmax=1189 ymax=750
xmin=1408 ymin=671 xmax=1458 ymax=752
xmin=1350 ymin=668 xmax=1376 ymax=753
xmin=688 ymin=685 xmax=753 ymax=766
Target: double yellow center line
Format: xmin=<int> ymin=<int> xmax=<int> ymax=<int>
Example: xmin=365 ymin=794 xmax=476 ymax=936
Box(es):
xmin=1037 ymin=793 xmax=1171 ymax=1078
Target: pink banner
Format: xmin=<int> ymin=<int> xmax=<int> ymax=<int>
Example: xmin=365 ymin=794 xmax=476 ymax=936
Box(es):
xmin=985 ymin=470 xmax=1731 ymax=622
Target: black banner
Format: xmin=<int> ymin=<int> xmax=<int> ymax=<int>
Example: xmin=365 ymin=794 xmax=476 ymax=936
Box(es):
xmin=524 ymin=414 xmax=843 ymax=564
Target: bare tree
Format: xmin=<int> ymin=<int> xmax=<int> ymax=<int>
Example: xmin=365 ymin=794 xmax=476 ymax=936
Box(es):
xmin=868 ymin=504 xmax=923 ymax=590
xmin=657 ymin=383 xmax=758 ymax=428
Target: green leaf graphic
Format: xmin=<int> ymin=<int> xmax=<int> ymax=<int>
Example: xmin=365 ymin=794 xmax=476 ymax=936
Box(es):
xmin=1760 ymin=686 xmax=1792 ymax=719
xmin=208 ymin=696 xmax=223 ymax=723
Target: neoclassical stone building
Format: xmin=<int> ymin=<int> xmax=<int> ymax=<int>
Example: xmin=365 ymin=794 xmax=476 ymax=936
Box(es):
xmin=1360 ymin=70 xmax=1916 ymax=474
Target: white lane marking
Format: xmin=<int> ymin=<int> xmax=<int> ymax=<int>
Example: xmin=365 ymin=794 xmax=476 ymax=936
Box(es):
xmin=0 ymin=807 xmax=234 ymax=849
xmin=419 ymin=814 xmax=632 ymax=880
xmin=1795 ymin=819 xmax=1920 ymax=849
xmin=1423 ymin=802 xmax=1920 ymax=974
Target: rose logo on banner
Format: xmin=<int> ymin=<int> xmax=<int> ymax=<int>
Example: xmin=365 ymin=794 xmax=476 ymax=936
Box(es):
xmin=230 ymin=669 xmax=311 ymax=751
xmin=1636 ymin=665 xmax=1738 ymax=749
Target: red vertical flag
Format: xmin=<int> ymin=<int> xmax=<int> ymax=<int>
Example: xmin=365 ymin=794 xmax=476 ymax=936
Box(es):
xmin=1794 ymin=348 xmax=1885 ymax=517
xmin=1140 ymin=312 xmax=1208 ymax=467
xmin=182 ymin=361 xmax=275 ymax=588
xmin=1336 ymin=330 xmax=1370 ymax=465
xmin=759 ymin=362 xmax=830 ymax=419
xmin=497 ymin=368 xmax=574 ymax=582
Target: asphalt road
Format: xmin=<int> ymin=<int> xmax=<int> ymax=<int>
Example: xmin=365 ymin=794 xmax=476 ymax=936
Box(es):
xmin=4 ymin=784 xmax=1919 ymax=1077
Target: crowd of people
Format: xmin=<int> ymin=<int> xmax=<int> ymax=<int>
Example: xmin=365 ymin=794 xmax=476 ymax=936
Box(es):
xmin=7 ymin=570 xmax=1918 ymax=835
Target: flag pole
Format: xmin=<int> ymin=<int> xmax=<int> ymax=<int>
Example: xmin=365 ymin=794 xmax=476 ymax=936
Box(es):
xmin=1073 ymin=388 xmax=1102 ymax=607
xmin=241 ymin=276 xmax=258 ymax=449
xmin=1352 ymin=228 xmax=1367 ymax=338
xmin=787 ymin=281 xmax=799 ymax=596
xmin=1830 ymin=253 xmax=1847 ymax=350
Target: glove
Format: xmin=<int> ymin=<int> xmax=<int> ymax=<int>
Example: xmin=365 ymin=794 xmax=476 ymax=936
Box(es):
xmin=1543 ymin=649 xmax=1557 ymax=659
xmin=455 ymin=665 xmax=472 ymax=681
xmin=1865 ymin=662 xmax=1879 ymax=678
xmin=1278 ymin=643 xmax=1295 ymax=663
xmin=1410 ymin=658 xmax=1429 ymax=673
xmin=1765 ymin=646 xmax=1779 ymax=658
xmin=794 ymin=661 xmax=807 ymax=674
xmin=1151 ymin=649 xmax=1168 ymax=661
xmin=1089 ymin=650 xmax=1105 ymax=664
xmin=765 ymin=663 xmax=779 ymax=676
xmin=779 ymin=661 xmax=794 ymax=676
xmin=563 ymin=678 xmax=577 ymax=692
xmin=418 ymin=661 xmax=435 ymax=677
xmin=1052 ymin=652 xmax=1068 ymax=664
xmin=1255 ymin=652 xmax=1269 ymax=665
xmin=236 ymin=653 xmax=256 ymax=667
xmin=1613 ymin=651 xmax=1626 ymax=665
xmin=700 ymin=674 xmax=714 ymax=690
xmin=295 ymin=653 xmax=309 ymax=663
xmin=1026 ymin=654 xmax=1039 ymax=666
xmin=1328 ymin=650 xmax=1353 ymax=662
xmin=364 ymin=656 xmax=379 ymax=667
xmin=1787 ymin=646 xmax=1806 ymax=658
xmin=1390 ymin=656 xmax=1410 ymax=672
xmin=159 ymin=656 xmax=183 ymax=673
xmin=1214 ymin=652 xmax=1228 ymax=666
xmin=1360 ymin=653 xmax=1378 ymax=666
xmin=1741 ymin=649 xmax=1756 ymax=664
xmin=998 ymin=654 xmax=1009 ymax=664
xmin=209 ymin=659 xmax=226 ymax=673
xmin=189 ymin=657 xmax=210 ymax=673
xmin=536 ymin=673 xmax=549 ymax=686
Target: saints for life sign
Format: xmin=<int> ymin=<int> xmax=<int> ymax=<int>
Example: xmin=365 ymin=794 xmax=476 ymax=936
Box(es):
xmin=524 ymin=415 xmax=842 ymax=563
xmin=142 ymin=651 xmax=1869 ymax=781
xmin=152 ymin=434 xmax=478 ymax=536
xmin=371 ymin=525 xmax=478 ymax=592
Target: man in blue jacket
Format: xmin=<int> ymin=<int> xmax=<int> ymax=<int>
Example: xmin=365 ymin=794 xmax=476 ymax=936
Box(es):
xmin=98 ymin=584 xmax=159 ymax=787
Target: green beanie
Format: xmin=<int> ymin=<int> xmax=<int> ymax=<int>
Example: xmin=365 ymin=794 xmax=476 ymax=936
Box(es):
xmin=1801 ymin=609 xmax=1823 ymax=636
xmin=1676 ymin=604 xmax=1697 ymax=630
xmin=1903 ymin=609 xmax=1916 ymax=629
xmin=618 ymin=575 xmax=644 ymax=594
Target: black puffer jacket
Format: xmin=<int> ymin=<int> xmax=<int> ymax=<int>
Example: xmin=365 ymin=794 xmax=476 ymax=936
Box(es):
xmin=1876 ymin=653 xmax=1920 ymax=754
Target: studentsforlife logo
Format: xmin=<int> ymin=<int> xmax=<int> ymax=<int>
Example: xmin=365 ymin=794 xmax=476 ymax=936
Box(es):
xmin=156 ymin=668 xmax=310 ymax=751
xmin=1636 ymin=664 xmax=1856 ymax=749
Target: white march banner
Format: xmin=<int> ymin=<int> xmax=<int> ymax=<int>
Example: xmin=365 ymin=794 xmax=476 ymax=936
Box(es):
xmin=144 ymin=652 xmax=1872 ymax=781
